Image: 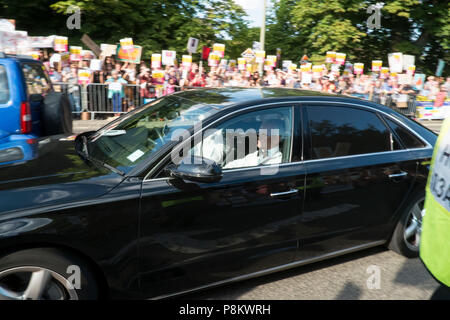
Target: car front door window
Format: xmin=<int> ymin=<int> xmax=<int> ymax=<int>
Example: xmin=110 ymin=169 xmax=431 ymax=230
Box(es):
xmin=186 ymin=106 xmax=294 ymax=170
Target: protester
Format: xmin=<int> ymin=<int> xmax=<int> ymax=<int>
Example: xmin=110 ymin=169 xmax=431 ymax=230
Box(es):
xmin=63 ymin=65 xmax=81 ymax=116
xmin=105 ymin=70 xmax=128 ymax=116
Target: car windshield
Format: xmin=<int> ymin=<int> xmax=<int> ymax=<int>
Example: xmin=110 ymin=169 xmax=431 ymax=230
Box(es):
xmin=86 ymin=94 xmax=223 ymax=173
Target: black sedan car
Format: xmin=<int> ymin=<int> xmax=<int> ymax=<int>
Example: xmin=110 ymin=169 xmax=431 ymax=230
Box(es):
xmin=0 ymin=88 xmax=437 ymax=299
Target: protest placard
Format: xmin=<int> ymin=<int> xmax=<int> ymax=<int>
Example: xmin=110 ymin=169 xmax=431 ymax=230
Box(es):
xmin=388 ymin=52 xmax=403 ymax=73
xmin=407 ymin=65 xmax=416 ymax=76
xmin=81 ymin=34 xmax=101 ymax=56
xmin=78 ymin=68 xmax=91 ymax=84
xmin=213 ymin=43 xmax=225 ymax=58
xmin=0 ymin=19 xmax=15 ymax=32
xmin=208 ymin=52 xmax=220 ymax=67
xmin=100 ymin=44 xmax=117 ymax=57
xmin=60 ymin=52 xmax=70 ymax=67
xmin=117 ymin=45 xmax=142 ymax=64
xmin=151 ymin=53 xmax=161 ymax=68
xmin=326 ymin=51 xmax=336 ymax=63
xmin=413 ymin=73 xmax=425 ymax=91
xmin=238 ymin=58 xmax=246 ymax=70
xmin=282 ymin=60 xmax=292 ymax=71
xmin=335 ymin=53 xmax=346 ymax=65
xmin=398 ymin=73 xmax=412 ymax=85
xmin=380 ymin=67 xmax=390 ymax=79
xmin=402 ymin=55 xmax=415 ymax=71
xmin=354 ymin=63 xmax=364 ymax=75
xmin=264 ymin=59 xmax=273 ymax=71
xmin=0 ymin=30 xmax=28 ymax=54
xmin=182 ymin=55 xmax=192 ymax=68
xmin=267 ymin=55 xmax=277 ymax=67
xmin=162 ymin=50 xmax=176 ymax=66
xmin=70 ymin=46 xmax=82 ymax=61
xmin=120 ymin=38 xmax=134 ymax=52
xmin=300 ymin=63 xmax=312 ymax=72
xmin=187 ymin=37 xmax=199 ymax=54
xmin=312 ymin=65 xmax=323 ymax=78
xmin=54 ymin=36 xmax=68 ymax=52
xmin=255 ymin=50 xmax=265 ymax=63
xmin=372 ymin=60 xmax=382 ymax=72
xmin=28 ymin=36 xmax=54 ymax=48
xmin=302 ymin=72 xmax=312 ymax=84
xmin=90 ymin=59 xmax=102 ymax=71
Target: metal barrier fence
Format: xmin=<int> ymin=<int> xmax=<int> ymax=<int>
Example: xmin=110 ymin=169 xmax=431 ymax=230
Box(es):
xmin=383 ymin=94 xmax=417 ymax=118
xmin=56 ymin=83 xmax=183 ymax=118
xmin=52 ymin=82 xmax=417 ymax=119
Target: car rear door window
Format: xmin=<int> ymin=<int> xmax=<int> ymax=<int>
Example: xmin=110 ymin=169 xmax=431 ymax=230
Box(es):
xmin=0 ymin=65 xmax=9 ymax=104
xmin=385 ymin=118 xmax=426 ymax=149
xmin=21 ymin=63 xmax=51 ymax=95
xmin=306 ymin=105 xmax=392 ymax=159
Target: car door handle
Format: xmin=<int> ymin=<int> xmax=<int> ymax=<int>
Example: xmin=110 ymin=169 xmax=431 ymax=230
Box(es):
xmin=270 ymin=189 xmax=299 ymax=198
xmin=388 ymin=171 xmax=408 ymax=179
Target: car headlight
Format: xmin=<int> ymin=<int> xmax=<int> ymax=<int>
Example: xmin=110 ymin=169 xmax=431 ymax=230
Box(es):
xmin=0 ymin=147 xmax=24 ymax=163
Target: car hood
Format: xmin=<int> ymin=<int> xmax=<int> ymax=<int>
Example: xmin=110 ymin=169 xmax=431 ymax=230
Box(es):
xmin=0 ymin=134 xmax=124 ymax=214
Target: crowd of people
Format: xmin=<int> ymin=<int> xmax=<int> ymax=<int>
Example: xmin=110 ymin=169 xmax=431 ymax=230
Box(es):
xmin=41 ymin=53 xmax=450 ymax=116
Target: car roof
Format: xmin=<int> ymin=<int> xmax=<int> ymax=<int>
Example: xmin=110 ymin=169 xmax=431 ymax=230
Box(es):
xmin=171 ymin=87 xmax=385 ymax=112
xmin=0 ymin=54 xmax=40 ymax=64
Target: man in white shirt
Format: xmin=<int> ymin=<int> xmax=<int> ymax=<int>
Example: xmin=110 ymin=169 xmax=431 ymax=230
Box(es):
xmin=224 ymin=119 xmax=284 ymax=169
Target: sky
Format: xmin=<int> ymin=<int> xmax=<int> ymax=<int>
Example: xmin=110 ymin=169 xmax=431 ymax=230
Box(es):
xmin=233 ymin=0 xmax=273 ymax=28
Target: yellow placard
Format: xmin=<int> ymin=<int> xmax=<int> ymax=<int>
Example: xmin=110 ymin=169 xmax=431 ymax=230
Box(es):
xmin=301 ymin=63 xmax=312 ymax=72
xmin=152 ymin=71 xmax=164 ymax=78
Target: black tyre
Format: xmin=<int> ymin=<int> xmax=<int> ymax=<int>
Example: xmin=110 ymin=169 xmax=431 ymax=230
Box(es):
xmin=41 ymin=92 xmax=73 ymax=136
xmin=0 ymin=248 xmax=98 ymax=300
xmin=388 ymin=191 xmax=425 ymax=258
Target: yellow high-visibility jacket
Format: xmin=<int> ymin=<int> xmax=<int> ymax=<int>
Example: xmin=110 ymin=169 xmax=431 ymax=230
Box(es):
xmin=420 ymin=117 xmax=450 ymax=287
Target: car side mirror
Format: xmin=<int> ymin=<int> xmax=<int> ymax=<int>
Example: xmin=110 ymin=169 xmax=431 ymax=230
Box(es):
xmin=165 ymin=156 xmax=222 ymax=183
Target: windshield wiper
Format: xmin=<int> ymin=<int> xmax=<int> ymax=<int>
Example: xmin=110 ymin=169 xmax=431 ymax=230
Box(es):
xmin=79 ymin=135 xmax=125 ymax=176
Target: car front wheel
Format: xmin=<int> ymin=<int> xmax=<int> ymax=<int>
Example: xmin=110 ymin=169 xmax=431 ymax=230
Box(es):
xmin=0 ymin=248 xmax=98 ymax=300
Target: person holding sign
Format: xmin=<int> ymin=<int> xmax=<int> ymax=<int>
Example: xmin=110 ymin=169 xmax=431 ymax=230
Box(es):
xmin=105 ymin=70 xmax=127 ymax=116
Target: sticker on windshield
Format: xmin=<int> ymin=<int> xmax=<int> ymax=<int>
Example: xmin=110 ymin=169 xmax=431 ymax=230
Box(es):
xmin=127 ymin=149 xmax=145 ymax=163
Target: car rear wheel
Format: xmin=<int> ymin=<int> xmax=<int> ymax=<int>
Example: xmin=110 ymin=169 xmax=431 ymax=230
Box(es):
xmin=388 ymin=192 xmax=425 ymax=258
xmin=0 ymin=248 xmax=98 ymax=300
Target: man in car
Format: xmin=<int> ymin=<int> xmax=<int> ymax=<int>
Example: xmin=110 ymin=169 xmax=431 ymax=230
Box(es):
xmin=223 ymin=118 xmax=284 ymax=169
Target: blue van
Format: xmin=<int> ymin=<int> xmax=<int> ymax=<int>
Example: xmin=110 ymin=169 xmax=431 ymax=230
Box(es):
xmin=0 ymin=53 xmax=72 ymax=166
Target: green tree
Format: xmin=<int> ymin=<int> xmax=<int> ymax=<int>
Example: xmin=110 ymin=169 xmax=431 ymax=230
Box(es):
xmin=1 ymin=0 xmax=251 ymax=61
xmin=265 ymin=0 xmax=449 ymax=75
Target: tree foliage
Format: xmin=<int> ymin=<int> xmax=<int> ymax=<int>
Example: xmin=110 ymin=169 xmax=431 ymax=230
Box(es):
xmin=267 ymin=0 xmax=449 ymax=75
xmin=1 ymin=0 xmax=251 ymax=60
xmin=0 ymin=0 xmax=448 ymax=75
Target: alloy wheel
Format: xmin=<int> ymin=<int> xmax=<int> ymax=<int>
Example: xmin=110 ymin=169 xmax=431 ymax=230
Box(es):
xmin=0 ymin=266 xmax=78 ymax=300
xmin=403 ymin=197 xmax=425 ymax=252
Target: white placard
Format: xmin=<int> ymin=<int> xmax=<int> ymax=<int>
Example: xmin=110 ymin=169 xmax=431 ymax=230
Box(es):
xmin=187 ymin=37 xmax=199 ymax=54
xmin=108 ymin=82 xmax=123 ymax=91
xmin=388 ymin=52 xmax=403 ymax=73
xmin=90 ymin=59 xmax=102 ymax=71
xmin=301 ymin=72 xmax=312 ymax=84
xmin=162 ymin=50 xmax=176 ymax=66
xmin=402 ymin=55 xmax=415 ymax=71
xmin=0 ymin=19 xmax=15 ymax=32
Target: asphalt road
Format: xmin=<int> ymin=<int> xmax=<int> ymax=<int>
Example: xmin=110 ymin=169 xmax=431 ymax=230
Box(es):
xmin=182 ymin=247 xmax=439 ymax=300
xmin=73 ymin=118 xmax=444 ymax=300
